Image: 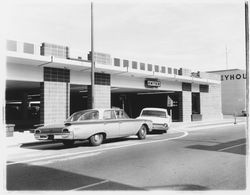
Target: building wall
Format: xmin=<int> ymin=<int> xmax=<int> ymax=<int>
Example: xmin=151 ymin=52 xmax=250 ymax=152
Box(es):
xmin=182 ymin=91 xmax=192 ymax=122
xmin=208 ymin=69 xmax=246 ymax=115
xmin=221 ymin=70 xmax=246 ymax=115
xmin=200 ymin=84 xmax=223 ymax=120
xmin=6 ymin=63 xmax=43 ymax=82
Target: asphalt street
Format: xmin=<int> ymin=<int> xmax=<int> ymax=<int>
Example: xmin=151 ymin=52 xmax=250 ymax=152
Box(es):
xmin=6 ymin=123 xmax=247 ymax=191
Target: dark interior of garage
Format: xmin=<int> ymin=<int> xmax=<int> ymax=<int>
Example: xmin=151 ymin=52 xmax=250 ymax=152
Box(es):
xmin=111 ymin=91 xmax=183 ymax=122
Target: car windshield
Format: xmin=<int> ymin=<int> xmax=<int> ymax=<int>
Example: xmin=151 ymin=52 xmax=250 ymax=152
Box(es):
xmin=141 ymin=110 xmax=166 ymax=118
xmin=66 ymin=110 xmax=99 ymax=122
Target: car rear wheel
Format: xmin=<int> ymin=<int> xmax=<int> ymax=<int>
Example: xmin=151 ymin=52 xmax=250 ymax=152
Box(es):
xmin=89 ymin=134 xmax=104 ymax=146
xmin=62 ymin=140 xmax=75 ymax=147
xmin=137 ymin=125 xmax=147 ymax=139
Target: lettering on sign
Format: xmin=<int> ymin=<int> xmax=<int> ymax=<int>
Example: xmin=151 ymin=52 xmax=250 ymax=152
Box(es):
xmin=145 ymin=79 xmax=161 ymax=88
xmin=221 ymin=73 xmax=247 ymax=81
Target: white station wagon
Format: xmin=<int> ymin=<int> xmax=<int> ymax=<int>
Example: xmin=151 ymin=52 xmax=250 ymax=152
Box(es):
xmin=34 ymin=108 xmax=153 ymax=146
xmin=137 ymin=108 xmax=171 ymax=133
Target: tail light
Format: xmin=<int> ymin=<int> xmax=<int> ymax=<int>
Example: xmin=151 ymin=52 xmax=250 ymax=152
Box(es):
xmin=62 ymin=129 xmax=69 ymax=133
xmin=35 ymin=130 xmax=41 ymax=134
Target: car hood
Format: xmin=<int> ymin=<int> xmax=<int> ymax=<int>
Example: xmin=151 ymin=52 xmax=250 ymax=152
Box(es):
xmin=137 ymin=116 xmax=169 ymax=124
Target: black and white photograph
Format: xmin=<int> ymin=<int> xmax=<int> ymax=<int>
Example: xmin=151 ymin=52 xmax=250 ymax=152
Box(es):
xmin=1 ymin=0 xmax=249 ymax=192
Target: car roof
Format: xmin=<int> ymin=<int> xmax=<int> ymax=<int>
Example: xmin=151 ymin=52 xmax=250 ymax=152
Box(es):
xmin=74 ymin=108 xmax=123 ymax=113
xmin=141 ymin=107 xmax=167 ymax=112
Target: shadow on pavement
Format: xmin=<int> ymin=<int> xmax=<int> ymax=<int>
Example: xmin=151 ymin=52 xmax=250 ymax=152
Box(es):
xmin=186 ymin=138 xmax=246 ymax=155
xmin=145 ymin=184 xmax=209 ymax=190
xmin=20 ymin=137 xmax=140 ymax=150
xmin=6 ymin=162 xmax=142 ymax=191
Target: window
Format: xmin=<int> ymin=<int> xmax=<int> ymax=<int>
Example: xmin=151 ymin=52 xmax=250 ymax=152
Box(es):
xmin=182 ymin=83 xmax=192 ymax=91
xmin=66 ymin=110 xmax=99 ymax=122
xmin=140 ymin=63 xmax=145 ymax=70
xmin=79 ymin=111 xmax=99 ymax=121
xmin=123 ymin=60 xmax=129 ymax=67
xmin=141 ymin=110 xmax=166 ymax=118
xmin=132 ymin=61 xmax=137 ymax=69
xmin=154 ymin=65 xmax=159 ymax=72
xmin=103 ymin=110 xmax=116 ymax=120
xmin=114 ymin=58 xmax=120 ymax=66
xmin=192 ymin=93 xmax=200 ymax=114
xmin=148 ymin=64 xmax=153 ymax=71
xmin=161 ymin=66 xmax=166 ymax=73
xmin=200 ymin=85 xmax=209 ymax=93
xmin=114 ymin=110 xmax=129 ymax=119
xmin=168 ymin=67 xmax=172 ymax=74
xmin=174 ymin=69 xmax=178 ymax=75
xmin=23 ymin=43 xmax=34 ymax=54
xmin=7 ymin=40 xmax=17 ymax=51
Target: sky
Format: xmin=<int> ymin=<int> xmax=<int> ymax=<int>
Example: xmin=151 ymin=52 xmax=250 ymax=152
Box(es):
xmin=4 ymin=0 xmax=247 ymax=72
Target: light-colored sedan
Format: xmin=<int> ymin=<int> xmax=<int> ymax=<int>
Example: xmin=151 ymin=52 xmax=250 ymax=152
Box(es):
xmin=137 ymin=108 xmax=171 ymax=133
xmin=34 ymin=108 xmax=152 ymax=146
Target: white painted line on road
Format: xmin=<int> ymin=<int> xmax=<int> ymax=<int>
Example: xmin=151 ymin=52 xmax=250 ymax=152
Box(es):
xmin=186 ymin=122 xmax=245 ymax=132
xmin=70 ymin=180 xmax=109 ymax=191
xmin=28 ymin=152 xmax=101 ymax=166
xmin=7 ymin=129 xmax=188 ymax=166
xmin=217 ymin=143 xmax=246 ymax=152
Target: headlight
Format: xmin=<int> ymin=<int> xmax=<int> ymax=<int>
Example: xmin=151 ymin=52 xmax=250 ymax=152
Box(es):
xmin=163 ymin=123 xmax=168 ymax=127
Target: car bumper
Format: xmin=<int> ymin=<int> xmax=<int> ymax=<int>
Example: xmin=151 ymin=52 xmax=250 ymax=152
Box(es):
xmin=152 ymin=123 xmax=169 ymax=131
xmin=34 ymin=133 xmax=74 ymax=140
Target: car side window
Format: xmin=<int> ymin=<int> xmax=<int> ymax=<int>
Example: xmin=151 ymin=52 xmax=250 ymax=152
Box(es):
xmin=79 ymin=111 xmax=99 ymax=121
xmin=115 ymin=110 xmax=129 ymax=119
xmin=103 ymin=110 xmax=116 ymax=120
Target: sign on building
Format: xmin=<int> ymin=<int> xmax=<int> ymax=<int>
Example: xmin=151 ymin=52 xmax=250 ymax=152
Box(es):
xmin=145 ymin=78 xmax=161 ymax=88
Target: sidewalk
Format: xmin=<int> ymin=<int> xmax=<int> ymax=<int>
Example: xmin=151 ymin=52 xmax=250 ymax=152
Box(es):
xmin=4 ymin=116 xmax=246 ymax=148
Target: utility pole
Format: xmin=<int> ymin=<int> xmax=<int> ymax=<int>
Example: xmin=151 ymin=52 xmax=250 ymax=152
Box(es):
xmin=91 ymin=2 xmax=95 ymax=109
xmin=225 ymin=45 xmax=228 ymax=69
xmin=245 ymin=1 xmax=249 ymax=131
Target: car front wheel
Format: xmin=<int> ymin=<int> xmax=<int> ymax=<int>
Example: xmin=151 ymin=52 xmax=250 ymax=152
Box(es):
xmin=137 ymin=125 xmax=147 ymax=139
xmin=89 ymin=134 xmax=104 ymax=146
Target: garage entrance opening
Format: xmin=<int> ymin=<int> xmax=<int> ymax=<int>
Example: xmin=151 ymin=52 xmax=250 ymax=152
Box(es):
xmin=5 ymin=80 xmax=41 ymax=131
xmin=111 ymin=88 xmax=182 ymax=122
xmin=70 ymin=84 xmax=88 ymax=115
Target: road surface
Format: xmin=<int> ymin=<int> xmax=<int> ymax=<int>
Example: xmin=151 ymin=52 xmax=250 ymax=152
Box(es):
xmin=6 ymin=122 xmax=246 ymax=190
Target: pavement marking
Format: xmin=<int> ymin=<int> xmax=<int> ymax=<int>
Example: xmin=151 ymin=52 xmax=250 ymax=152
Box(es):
xmin=28 ymin=152 xmax=101 ymax=166
xmin=7 ymin=129 xmax=188 ymax=166
xmin=186 ymin=122 xmax=245 ymax=131
xmin=217 ymin=143 xmax=246 ymax=152
xmin=70 ymin=180 xmax=109 ymax=191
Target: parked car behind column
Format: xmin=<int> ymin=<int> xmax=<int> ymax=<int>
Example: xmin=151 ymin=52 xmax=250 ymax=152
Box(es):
xmin=137 ymin=108 xmax=171 ymax=133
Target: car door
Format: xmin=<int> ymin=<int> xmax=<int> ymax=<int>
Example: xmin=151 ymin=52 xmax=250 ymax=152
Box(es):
xmin=103 ymin=110 xmax=120 ymax=138
xmin=115 ymin=110 xmax=139 ymax=137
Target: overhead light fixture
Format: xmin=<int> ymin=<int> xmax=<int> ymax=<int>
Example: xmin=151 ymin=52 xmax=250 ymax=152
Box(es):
xmin=137 ymin=91 xmax=175 ymax=95
xmin=111 ymin=88 xmax=120 ymax=90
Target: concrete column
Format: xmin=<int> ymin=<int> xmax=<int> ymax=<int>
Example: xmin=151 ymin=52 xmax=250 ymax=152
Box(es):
xmin=87 ymin=85 xmax=111 ymax=109
xmin=200 ymin=84 xmax=223 ymax=120
xmin=87 ymin=72 xmax=111 ymax=109
xmin=182 ymin=91 xmax=192 ymax=122
xmin=40 ymin=81 xmax=69 ymax=125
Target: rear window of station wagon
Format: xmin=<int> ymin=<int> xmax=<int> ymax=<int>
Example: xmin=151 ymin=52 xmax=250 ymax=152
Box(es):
xmin=141 ymin=110 xmax=167 ymax=118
